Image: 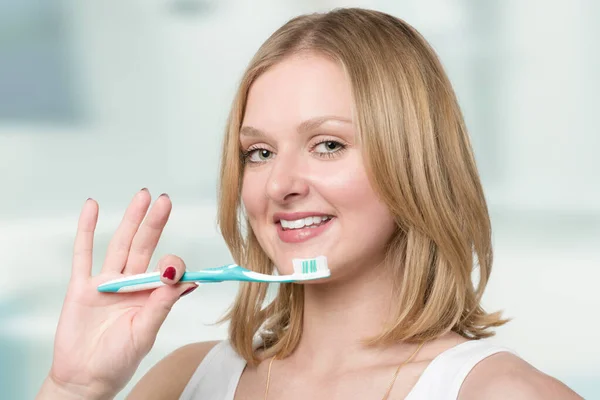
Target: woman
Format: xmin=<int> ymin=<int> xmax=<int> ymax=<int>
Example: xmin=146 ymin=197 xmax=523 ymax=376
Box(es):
xmin=37 ymin=8 xmax=581 ymax=400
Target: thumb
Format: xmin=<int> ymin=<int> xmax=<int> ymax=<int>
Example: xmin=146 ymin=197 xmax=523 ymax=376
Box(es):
xmin=131 ymin=282 xmax=199 ymax=351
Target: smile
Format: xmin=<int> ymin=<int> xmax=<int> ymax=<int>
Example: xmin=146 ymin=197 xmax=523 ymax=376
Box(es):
xmin=280 ymin=215 xmax=333 ymax=230
xmin=276 ymin=215 xmax=335 ymax=243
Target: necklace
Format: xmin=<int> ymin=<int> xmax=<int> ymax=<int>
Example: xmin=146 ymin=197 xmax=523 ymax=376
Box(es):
xmin=264 ymin=341 xmax=425 ymax=400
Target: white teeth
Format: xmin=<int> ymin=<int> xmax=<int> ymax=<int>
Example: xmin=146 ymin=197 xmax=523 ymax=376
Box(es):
xmin=280 ymin=215 xmax=332 ymax=230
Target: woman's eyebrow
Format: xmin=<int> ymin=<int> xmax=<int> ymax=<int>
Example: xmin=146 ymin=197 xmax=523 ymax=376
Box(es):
xmin=240 ymin=115 xmax=352 ymax=138
xmin=297 ymin=115 xmax=352 ymax=133
xmin=239 ymin=125 xmax=264 ymax=138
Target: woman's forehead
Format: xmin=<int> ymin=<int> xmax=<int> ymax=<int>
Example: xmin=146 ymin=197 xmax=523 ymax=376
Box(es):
xmin=242 ymin=54 xmax=354 ymax=130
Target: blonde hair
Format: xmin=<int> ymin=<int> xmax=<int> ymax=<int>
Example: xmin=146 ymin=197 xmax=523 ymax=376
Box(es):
xmin=217 ymin=7 xmax=508 ymax=366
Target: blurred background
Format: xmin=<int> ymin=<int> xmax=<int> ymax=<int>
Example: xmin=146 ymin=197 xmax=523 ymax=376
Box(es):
xmin=0 ymin=0 xmax=598 ymax=398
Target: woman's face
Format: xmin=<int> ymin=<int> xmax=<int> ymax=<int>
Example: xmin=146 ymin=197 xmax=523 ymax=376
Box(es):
xmin=240 ymin=53 xmax=396 ymax=280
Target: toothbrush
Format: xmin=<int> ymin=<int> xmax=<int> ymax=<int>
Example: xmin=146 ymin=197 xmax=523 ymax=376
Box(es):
xmin=97 ymin=256 xmax=330 ymax=293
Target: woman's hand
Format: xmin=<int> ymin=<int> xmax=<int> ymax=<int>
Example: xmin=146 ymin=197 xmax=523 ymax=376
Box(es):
xmin=36 ymin=189 xmax=198 ymax=399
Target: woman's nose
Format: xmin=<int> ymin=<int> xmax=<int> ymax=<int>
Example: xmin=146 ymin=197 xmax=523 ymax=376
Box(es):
xmin=265 ymin=154 xmax=309 ymax=203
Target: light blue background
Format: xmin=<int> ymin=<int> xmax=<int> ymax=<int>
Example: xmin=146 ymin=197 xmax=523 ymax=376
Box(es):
xmin=0 ymin=1 xmax=598 ymax=398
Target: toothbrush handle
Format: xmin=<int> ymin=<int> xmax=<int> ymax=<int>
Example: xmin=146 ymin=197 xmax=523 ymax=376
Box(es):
xmin=97 ymin=272 xmax=164 ymax=293
xmin=97 ymin=271 xmax=228 ymax=293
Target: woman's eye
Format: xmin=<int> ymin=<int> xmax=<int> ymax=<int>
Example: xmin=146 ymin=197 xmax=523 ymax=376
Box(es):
xmin=247 ymin=148 xmax=274 ymax=162
xmin=314 ymin=140 xmax=344 ymax=154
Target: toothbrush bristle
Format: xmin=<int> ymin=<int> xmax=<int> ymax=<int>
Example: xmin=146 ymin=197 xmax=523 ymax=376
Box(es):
xmin=292 ymin=256 xmax=329 ymax=276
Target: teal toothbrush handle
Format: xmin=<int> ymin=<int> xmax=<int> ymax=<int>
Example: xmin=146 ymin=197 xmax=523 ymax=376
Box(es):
xmin=97 ymin=264 xmax=249 ymax=293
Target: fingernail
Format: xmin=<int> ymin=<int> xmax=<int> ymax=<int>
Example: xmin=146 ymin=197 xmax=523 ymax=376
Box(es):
xmin=180 ymin=285 xmax=198 ymax=297
xmin=159 ymin=193 xmax=169 ymax=198
xmin=162 ymin=266 xmax=176 ymax=280
xmin=140 ymin=187 xmax=148 ymax=192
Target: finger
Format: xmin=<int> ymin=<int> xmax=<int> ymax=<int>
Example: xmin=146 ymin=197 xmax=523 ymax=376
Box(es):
xmin=156 ymin=254 xmax=187 ymax=285
xmin=102 ymin=189 xmax=151 ymax=274
xmin=71 ymin=198 xmax=99 ymax=281
xmin=131 ymin=282 xmax=199 ymax=352
xmin=122 ymin=193 xmax=172 ymax=275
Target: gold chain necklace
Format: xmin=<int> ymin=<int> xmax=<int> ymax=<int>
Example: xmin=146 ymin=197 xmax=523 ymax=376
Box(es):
xmin=264 ymin=341 xmax=425 ymax=400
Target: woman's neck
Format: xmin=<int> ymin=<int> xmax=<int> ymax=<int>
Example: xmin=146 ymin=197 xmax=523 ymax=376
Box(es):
xmin=289 ymin=262 xmax=405 ymax=371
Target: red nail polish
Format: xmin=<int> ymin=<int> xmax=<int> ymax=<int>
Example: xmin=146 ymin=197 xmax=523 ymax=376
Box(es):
xmin=163 ymin=266 xmax=176 ymax=280
xmin=180 ymin=286 xmax=198 ymax=297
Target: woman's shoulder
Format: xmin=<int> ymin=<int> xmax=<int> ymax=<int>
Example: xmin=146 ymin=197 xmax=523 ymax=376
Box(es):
xmin=459 ymin=351 xmax=582 ymax=400
xmin=169 ymin=340 xmax=223 ymax=363
xmin=126 ymin=340 xmax=222 ymax=400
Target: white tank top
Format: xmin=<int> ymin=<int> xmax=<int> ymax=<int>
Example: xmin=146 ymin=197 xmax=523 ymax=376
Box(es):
xmin=179 ymin=339 xmax=517 ymax=399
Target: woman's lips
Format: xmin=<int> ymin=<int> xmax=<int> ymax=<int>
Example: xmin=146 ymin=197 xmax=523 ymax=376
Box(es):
xmin=276 ymin=217 xmax=334 ymax=243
